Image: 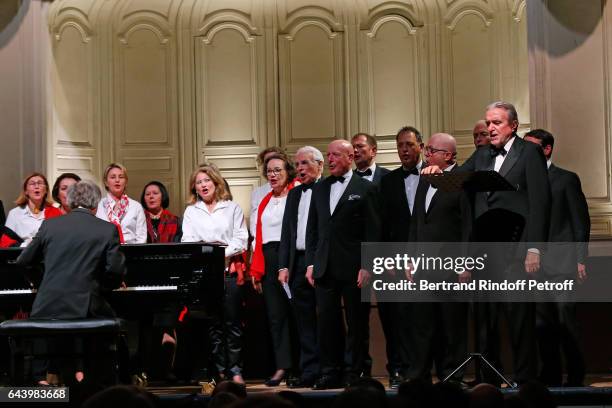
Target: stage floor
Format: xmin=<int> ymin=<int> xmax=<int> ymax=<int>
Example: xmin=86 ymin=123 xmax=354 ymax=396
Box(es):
xmin=143 ymin=374 xmax=612 ymax=407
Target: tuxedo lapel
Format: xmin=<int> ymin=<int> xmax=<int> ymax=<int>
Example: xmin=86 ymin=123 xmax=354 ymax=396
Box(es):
xmin=498 ymin=137 xmax=523 ymax=177
xmin=321 ymin=178 xmax=333 ymax=219
xmin=332 ymin=174 xmax=358 ymax=216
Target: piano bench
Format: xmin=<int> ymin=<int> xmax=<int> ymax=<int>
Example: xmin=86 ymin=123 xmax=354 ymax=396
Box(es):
xmin=0 ymin=318 xmax=127 ymax=386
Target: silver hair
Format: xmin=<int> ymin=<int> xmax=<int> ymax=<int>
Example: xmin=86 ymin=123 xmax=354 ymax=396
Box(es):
xmin=296 ymin=145 xmax=324 ymax=163
xmin=66 ymin=180 xmax=102 ymax=210
xmin=486 ymin=101 xmax=519 ymax=125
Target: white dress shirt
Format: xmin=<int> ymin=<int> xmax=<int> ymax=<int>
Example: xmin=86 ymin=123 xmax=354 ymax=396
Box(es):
xmin=181 ymin=200 xmax=248 ymax=257
xmin=296 ymin=182 xmax=319 ymax=250
xmin=5 ymin=206 xmax=46 ymax=246
xmin=96 ymin=194 xmax=147 ymax=244
xmin=260 ymin=195 xmax=288 ymax=243
xmin=493 ymin=136 xmax=517 ymax=172
xmin=249 ymin=182 xmax=272 ymax=235
xmin=404 ymin=161 xmax=423 ymax=214
xmin=330 ymin=169 xmax=353 ymax=214
xmin=355 ymin=163 xmax=377 ymax=182
xmin=425 ymin=163 xmax=456 ymax=212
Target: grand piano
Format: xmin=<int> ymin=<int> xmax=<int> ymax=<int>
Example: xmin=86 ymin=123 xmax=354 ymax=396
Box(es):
xmin=0 ymin=243 xmax=226 ymax=319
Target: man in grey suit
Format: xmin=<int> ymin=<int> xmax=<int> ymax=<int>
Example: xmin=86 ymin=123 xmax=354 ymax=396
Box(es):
xmin=17 ymin=180 xmax=125 ymax=319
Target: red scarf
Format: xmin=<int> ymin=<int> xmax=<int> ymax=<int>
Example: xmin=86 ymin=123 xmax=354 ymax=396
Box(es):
xmin=104 ymin=194 xmax=129 ymax=243
xmin=145 ymin=209 xmax=179 ymax=243
xmin=249 ymin=179 xmax=299 ymax=281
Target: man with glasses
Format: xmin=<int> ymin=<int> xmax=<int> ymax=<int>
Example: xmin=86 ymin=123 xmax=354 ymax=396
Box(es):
xmin=405 ymin=133 xmax=472 ymax=384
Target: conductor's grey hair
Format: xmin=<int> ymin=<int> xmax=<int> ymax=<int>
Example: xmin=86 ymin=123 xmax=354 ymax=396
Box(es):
xmin=67 ymin=180 xmax=102 ymax=210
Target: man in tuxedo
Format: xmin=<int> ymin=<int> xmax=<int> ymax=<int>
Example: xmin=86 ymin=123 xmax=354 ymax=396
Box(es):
xmin=424 ymin=101 xmax=551 ymax=384
xmin=378 ymin=126 xmax=424 ymax=387
xmin=278 ymin=145 xmax=324 ymax=388
xmin=351 ymin=132 xmax=389 ymax=378
xmin=16 ymin=180 xmax=125 ymax=383
xmin=524 ymin=128 xmax=590 ymax=386
xmin=305 ymin=139 xmax=381 ymax=389
xmin=473 ymin=119 xmax=491 ymax=148
xmin=406 ymin=133 xmax=472 ymax=383
xmin=351 ymin=133 xmax=390 ymax=183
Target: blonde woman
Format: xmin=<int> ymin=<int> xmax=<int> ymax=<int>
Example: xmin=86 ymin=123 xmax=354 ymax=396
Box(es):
xmin=96 ymin=163 xmax=146 ymax=244
xmin=182 ymin=164 xmax=248 ymax=383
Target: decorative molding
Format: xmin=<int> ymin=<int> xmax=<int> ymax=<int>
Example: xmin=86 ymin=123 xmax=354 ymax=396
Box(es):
xmin=446 ymin=8 xmax=491 ymax=30
xmin=284 ymin=20 xmax=337 ymax=41
xmin=119 ymin=22 xmax=169 ymax=44
xmin=198 ymin=9 xmax=259 ymax=37
xmin=279 ymin=4 xmax=342 ymax=34
xmin=54 ymin=20 xmax=92 ymax=43
xmin=366 ymin=14 xmax=417 ymax=37
xmin=201 ymin=22 xmax=255 ymax=44
xmin=362 ymin=1 xmax=424 ymax=30
xmin=512 ymin=0 xmax=527 ymax=23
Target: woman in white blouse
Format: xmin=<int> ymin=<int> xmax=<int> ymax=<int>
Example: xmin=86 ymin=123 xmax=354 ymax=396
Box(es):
xmin=96 ymin=163 xmax=147 ymax=244
xmin=182 ymin=164 xmax=248 ymax=384
xmin=249 ymin=154 xmax=299 ymax=386
xmin=4 ymin=173 xmax=62 ymax=246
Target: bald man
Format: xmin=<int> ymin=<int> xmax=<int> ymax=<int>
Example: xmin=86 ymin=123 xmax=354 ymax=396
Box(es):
xmin=473 ymin=120 xmax=491 ymax=148
xmin=405 ymin=133 xmax=472 ymax=383
xmin=305 ymin=139 xmax=381 ymax=389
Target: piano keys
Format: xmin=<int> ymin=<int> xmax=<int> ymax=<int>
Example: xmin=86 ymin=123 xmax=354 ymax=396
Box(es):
xmin=0 ymin=243 xmax=226 ymax=318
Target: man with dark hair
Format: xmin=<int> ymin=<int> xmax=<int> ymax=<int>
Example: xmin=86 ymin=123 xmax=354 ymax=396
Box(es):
xmin=424 ymin=101 xmax=551 ymax=385
xmin=524 ymin=128 xmax=590 ymax=386
xmin=351 ymin=133 xmax=390 ymax=183
xmin=378 ymin=126 xmax=424 ymax=387
xmin=350 ymin=132 xmax=389 ymax=378
xmin=306 ymin=140 xmax=381 ymax=389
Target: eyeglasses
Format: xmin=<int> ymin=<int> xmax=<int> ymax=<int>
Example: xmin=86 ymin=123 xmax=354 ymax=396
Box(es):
xmin=27 ymin=181 xmax=45 ymax=187
xmin=266 ymin=168 xmax=284 ymax=176
xmin=425 ymin=146 xmax=449 ymax=154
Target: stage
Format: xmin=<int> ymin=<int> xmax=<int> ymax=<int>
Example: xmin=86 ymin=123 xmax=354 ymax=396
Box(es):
xmin=143 ymin=375 xmax=612 ymax=407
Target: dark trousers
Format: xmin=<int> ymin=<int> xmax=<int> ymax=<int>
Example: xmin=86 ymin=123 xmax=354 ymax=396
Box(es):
xmin=477 ymin=302 xmax=536 ymax=384
xmin=315 ymin=274 xmax=366 ymax=378
xmin=262 ymin=242 xmax=295 ymax=370
xmin=209 ymin=274 xmax=244 ymax=377
xmin=290 ymin=251 xmax=319 ymax=380
xmin=536 ymin=301 xmax=584 ymax=386
xmin=376 ymin=298 xmax=402 ymax=376
xmin=405 ymin=302 xmax=467 ymax=382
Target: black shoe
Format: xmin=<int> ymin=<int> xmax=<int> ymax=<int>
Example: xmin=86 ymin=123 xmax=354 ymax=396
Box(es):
xmin=288 ymin=377 xmax=315 ymax=388
xmin=389 ymin=372 xmax=403 ymax=389
xmin=312 ymin=375 xmax=342 ymax=390
xmin=264 ymin=376 xmax=284 ymax=387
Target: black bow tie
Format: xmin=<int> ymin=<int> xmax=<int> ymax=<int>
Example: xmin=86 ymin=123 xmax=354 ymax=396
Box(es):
xmin=328 ymin=175 xmax=345 ymax=184
xmin=490 ymin=147 xmax=507 ymax=157
xmin=302 ymin=183 xmax=315 ymax=191
xmin=355 ymin=168 xmax=373 ymax=178
xmin=402 ymin=167 xmax=419 ymax=178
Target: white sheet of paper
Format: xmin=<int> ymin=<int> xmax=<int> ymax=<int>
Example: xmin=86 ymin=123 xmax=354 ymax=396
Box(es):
xmin=282 ymin=282 xmax=292 ymax=299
